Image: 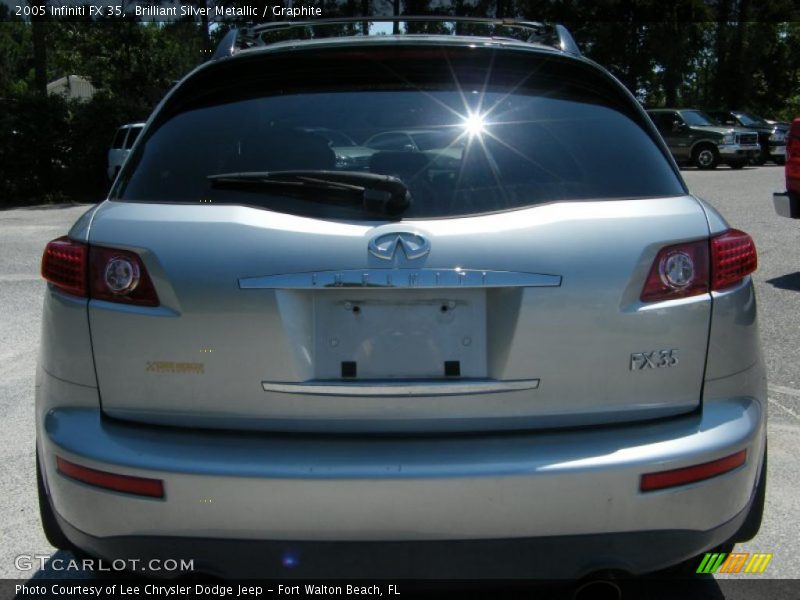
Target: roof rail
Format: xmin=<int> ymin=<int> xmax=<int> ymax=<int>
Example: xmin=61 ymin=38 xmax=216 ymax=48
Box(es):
xmin=211 ymin=16 xmax=581 ymax=60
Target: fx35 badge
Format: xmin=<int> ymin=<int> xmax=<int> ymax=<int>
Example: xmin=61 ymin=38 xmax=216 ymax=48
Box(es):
xmin=630 ymin=349 xmax=678 ymax=370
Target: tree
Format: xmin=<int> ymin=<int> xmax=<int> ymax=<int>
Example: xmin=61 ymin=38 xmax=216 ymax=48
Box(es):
xmin=30 ymin=8 xmax=47 ymax=96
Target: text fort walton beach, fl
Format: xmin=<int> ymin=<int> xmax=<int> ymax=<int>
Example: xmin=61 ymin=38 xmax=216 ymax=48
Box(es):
xmin=16 ymin=584 xmax=400 ymax=597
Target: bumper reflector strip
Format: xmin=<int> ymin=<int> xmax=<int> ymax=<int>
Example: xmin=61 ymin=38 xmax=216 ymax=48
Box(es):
xmin=56 ymin=456 xmax=164 ymax=499
xmin=640 ymin=449 xmax=747 ymax=492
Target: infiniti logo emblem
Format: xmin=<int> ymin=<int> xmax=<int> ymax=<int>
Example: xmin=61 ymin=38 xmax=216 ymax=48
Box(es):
xmin=368 ymin=232 xmax=430 ymax=261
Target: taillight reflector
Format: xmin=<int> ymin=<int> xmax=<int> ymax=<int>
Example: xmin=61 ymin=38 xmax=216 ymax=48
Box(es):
xmin=41 ymin=237 xmax=87 ymax=297
xmin=640 ymin=450 xmax=746 ymax=492
xmin=710 ymin=229 xmax=757 ymax=290
xmin=41 ymin=237 xmax=159 ymax=306
xmin=56 ymin=456 xmax=164 ymax=498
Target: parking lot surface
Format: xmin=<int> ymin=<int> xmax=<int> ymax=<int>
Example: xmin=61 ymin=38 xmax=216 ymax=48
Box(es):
xmin=0 ymin=164 xmax=797 ymax=585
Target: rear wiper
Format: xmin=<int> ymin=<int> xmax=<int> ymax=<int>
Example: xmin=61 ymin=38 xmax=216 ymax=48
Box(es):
xmin=207 ymin=170 xmax=411 ymax=215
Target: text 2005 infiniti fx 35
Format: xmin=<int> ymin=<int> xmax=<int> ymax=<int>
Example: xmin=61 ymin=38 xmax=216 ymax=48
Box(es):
xmin=36 ymin=19 xmax=766 ymax=579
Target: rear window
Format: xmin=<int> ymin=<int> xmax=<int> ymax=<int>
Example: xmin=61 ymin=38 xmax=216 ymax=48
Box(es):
xmin=114 ymin=46 xmax=684 ymax=219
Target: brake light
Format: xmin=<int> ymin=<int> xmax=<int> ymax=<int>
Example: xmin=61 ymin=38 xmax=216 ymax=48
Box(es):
xmin=640 ymin=239 xmax=709 ymax=302
xmin=41 ymin=237 xmax=88 ymax=297
xmin=640 ymin=450 xmax=746 ymax=492
xmin=710 ymin=229 xmax=757 ymax=290
xmin=41 ymin=238 xmax=159 ymax=306
xmin=56 ymin=456 xmax=164 ymax=498
xmin=641 ymin=229 xmax=756 ymax=302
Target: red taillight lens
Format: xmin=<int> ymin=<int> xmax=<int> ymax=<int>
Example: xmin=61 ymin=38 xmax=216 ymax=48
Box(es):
xmin=640 ymin=450 xmax=746 ymax=492
xmin=641 ymin=229 xmax=757 ymax=302
xmin=56 ymin=456 xmax=164 ymax=498
xmin=42 ymin=237 xmax=159 ymax=306
xmin=89 ymin=245 xmax=159 ymax=306
xmin=41 ymin=237 xmax=88 ymax=297
xmin=640 ymin=240 xmax=709 ymax=302
xmin=710 ymin=229 xmax=757 ymax=291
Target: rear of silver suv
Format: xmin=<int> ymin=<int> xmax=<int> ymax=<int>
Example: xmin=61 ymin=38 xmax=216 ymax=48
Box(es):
xmin=36 ymin=20 xmax=766 ymax=579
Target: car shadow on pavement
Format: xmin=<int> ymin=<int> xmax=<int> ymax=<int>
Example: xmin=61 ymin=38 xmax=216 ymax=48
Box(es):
xmin=766 ymin=272 xmax=800 ymax=292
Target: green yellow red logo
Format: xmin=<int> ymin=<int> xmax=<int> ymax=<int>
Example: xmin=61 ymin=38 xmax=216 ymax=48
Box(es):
xmin=696 ymin=552 xmax=773 ymax=574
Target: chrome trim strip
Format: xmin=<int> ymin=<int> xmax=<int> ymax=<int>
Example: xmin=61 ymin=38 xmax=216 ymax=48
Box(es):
xmin=240 ymin=269 xmax=561 ymax=289
xmin=261 ymin=379 xmax=540 ymax=396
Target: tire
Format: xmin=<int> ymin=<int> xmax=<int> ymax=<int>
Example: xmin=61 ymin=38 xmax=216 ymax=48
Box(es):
xmin=775 ymin=156 xmax=786 ymax=166
xmin=728 ymin=160 xmax=746 ymax=170
xmin=693 ymin=144 xmax=719 ymax=170
xmin=36 ymin=450 xmax=72 ymax=550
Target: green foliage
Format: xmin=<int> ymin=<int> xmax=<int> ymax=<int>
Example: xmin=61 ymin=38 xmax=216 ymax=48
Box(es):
xmin=1 ymin=17 xmax=205 ymax=205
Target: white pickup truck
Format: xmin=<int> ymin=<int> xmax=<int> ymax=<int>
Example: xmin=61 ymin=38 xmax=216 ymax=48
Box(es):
xmin=107 ymin=122 xmax=144 ymax=181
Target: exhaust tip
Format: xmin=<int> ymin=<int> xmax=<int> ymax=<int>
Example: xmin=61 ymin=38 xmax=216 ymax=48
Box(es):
xmin=572 ymin=578 xmax=622 ymax=600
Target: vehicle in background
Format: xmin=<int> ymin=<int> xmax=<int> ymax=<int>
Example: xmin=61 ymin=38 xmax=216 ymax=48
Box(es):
xmin=765 ymin=118 xmax=792 ymax=129
xmin=708 ymin=110 xmax=787 ymax=166
xmin=773 ymin=118 xmax=800 ymax=218
xmin=647 ymin=109 xmax=760 ymax=170
xmin=364 ymin=129 xmax=461 ymax=154
xmin=300 ymin=128 xmax=376 ymax=170
xmin=107 ymin=123 xmax=144 ymax=181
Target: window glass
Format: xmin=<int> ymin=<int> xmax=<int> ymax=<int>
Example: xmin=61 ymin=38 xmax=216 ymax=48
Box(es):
xmin=116 ymin=48 xmax=684 ymax=219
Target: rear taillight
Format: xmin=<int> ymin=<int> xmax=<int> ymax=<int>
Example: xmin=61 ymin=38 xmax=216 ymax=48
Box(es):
xmin=710 ymin=229 xmax=757 ymax=290
xmin=640 ymin=239 xmax=709 ymax=302
xmin=641 ymin=229 xmax=756 ymax=302
xmin=41 ymin=237 xmax=88 ymax=297
xmin=89 ymin=245 xmax=159 ymax=306
xmin=41 ymin=238 xmax=159 ymax=306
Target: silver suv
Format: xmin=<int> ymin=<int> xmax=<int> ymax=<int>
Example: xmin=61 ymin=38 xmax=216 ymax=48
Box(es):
xmin=37 ymin=18 xmax=766 ymax=579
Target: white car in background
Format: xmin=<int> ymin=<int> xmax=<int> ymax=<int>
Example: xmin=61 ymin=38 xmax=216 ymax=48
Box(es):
xmin=107 ymin=122 xmax=144 ymax=181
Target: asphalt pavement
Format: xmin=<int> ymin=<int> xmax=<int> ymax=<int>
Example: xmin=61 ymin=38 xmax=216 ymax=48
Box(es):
xmin=0 ymin=164 xmax=797 ymax=590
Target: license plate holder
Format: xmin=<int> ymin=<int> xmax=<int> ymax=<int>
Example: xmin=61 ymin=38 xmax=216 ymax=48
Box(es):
xmin=313 ymin=289 xmax=487 ymax=380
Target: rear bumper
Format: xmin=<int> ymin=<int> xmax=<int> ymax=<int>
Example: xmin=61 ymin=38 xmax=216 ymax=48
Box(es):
xmin=768 ymin=143 xmax=786 ymax=157
xmin=38 ymin=390 xmax=765 ymax=578
xmin=773 ymin=191 xmax=800 ymax=218
xmin=55 ymin=504 xmax=753 ymax=579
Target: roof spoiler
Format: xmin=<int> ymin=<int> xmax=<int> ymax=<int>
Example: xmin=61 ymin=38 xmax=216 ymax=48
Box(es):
xmin=211 ymin=17 xmax=581 ymax=60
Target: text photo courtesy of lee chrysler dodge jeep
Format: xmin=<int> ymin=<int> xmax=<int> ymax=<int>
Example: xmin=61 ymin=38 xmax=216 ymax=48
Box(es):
xmin=648 ymin=108 xmax=760 ymax=169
